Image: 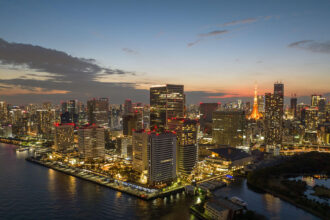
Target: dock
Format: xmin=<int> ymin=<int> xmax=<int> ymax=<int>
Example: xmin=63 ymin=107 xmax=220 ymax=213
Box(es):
xmin=26 ymin=157 xmax=184 ymax=201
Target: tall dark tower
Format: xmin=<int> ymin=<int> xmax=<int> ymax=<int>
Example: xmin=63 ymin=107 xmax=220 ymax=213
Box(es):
xmin=265 ymin=82 xmax=284 ymax=146
xmin=273 ymin=82 xmax=284 ymax=145
xmin=290 ymin=94 xmax=297 ymax=118
xmin=150 ymin=84 xmax=185 ymax=131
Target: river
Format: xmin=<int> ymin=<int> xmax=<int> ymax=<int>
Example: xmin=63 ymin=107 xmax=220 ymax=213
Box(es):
xmin=0 ymin=143 xmax=320 ymax=219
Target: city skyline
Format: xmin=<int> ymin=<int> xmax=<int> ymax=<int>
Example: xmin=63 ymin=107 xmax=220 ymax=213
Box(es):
xmin=0 ymin=0 xmax=330 ymax=105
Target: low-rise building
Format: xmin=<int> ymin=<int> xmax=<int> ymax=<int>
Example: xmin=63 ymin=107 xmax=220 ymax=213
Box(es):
xmin=205 ymin=201 xmax=230 ymax=220
xmin=205 ymin=146 xmax=252 ymax=171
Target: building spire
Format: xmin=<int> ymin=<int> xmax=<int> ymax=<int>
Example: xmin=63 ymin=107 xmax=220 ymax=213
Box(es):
xmin=248 ymin=84 xmax=262 ymax=120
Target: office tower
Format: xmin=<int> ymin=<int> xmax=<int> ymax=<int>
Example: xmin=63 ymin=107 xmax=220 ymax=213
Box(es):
xmin=120 ymin=136 xmax=133 ymax=159
xmin=61 ymin=101 xmax=68 ymax=113
xmin=60 ymin=111 xmax=72 ymax=124
xmin=132 ymin=105 xmax=144 ymax=129
xmin=199 ymin=103 xmax=219 ymax=134
xmin=318 ymin=97 xmax=327 ymax=123
xmin=67 ymin=100 xmax=78 ymax=115
xmin=212 ymin=110 xmax=245 ymax=147
xmin=42 ymin=102 xmax=51 ymax=110
xmin=0 ymin=125 xmax=12 ymax=138
xmin=54 ymin=123 xmax=74 ymax=152
xmin=257 ymin=95 xmax=265 ymax=113
xmin=168 ymin=118 xmax=198 ymax=176
xmin=318 ymin=123 xmax=330 ymax=145
xmin=265 ymin=82 xmax=284 ymax=146
xmin=148 ymin=132 xmax=177 ymax=185
xmin=36 ymin=109 xmax=53 ymax=138
xmin=297 ymin=103 xmax=308 ymax=120
xmin=248 ymin=86 xmax=262 ymax=120
xmin=290 ymin=96 xmax=298 ymax=118
xmin=132 ymin=131 xmax=148 ymax=173
xmin=87 ymin=98 xmax=109 ymax=127
xmin=311 ymin=94 xmax=322 ymax=107
xmin=124 ymin=99 xmax=132 ymax=115
xmin=244 ymin=102 xmax=251 ymax=113
xmin=150 ymin=84 xmax=185 ymax=131
xmin=237 ymin=99 xmax=242 ymax=109
xmin=0 ymin=101 xmax=8 ymax=125
xmin=318 ymin=97 xmax=326 ymax=112
xmin=123 ymin=112 xmax=143 ymax=136
xmin=303 ymin=107 xmax=319 ymax=130
xmin=78 ymin=125 xmax=105 ymax=160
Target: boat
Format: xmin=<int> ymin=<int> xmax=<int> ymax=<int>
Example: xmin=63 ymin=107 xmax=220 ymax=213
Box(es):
xmin=16 ymin=147 xmax=29 ymax=152
xmin=230 ymin=196 xmax=248 ymax=207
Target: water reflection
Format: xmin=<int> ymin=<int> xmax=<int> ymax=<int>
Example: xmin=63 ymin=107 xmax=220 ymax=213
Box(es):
xmin=263 ymin=193 xmax=281 ymax=218
xmin=0 ymin=143 xmax=320 ymax=220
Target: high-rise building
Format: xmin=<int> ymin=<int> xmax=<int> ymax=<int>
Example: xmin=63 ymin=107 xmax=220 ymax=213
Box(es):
xmin=124 ymin=99 xmax=132 ymax=115
xmin=120 ymin=136 xmax=133 ymax=159
xmin=0 ymin=101 xmax=8 ymax=125
xmin=257 ymin=95 xmax=265 ymax=113
xmin=54 ymin=123 xmax=74 ymax=152
xmin=199 ymin=103 xmax=219 ymax=134
xmin=36 ymin=109 xmax=53 ymax=138
xmin=311 ymin=94 xmax=322 ymax=107
xmin=168 ymin=118 xmax=198 ymax=176
xmin=212 ymin=110 xmax=245 ymax=147
xmin=132 ymin=131 xmax=148 ymax=173
xmin=290 ymin=96 xmax=298 ymax=118
xmin=303 ymin=107 xmax=319 ymax=130
xmin=78 ymin=125 xmax=105 ymax=160
xmin=264 ymin=82 xmax=284 ymax=146
xmin=318 ymin=97 xmax=327 ymax=112
xmin=87 ymin=98 xmax=109 ymax=127
xmin=150 ymin=84 xmax=185 ymax=131
xmin=123 ymin=114 xmax=138 ymax=136
xmin=148 ymin=132 xmax=177 ymax=185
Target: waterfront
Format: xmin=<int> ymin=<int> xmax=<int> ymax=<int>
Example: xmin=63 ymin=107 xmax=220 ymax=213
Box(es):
xmin=0 ymin=143 xmax=320 ymax=219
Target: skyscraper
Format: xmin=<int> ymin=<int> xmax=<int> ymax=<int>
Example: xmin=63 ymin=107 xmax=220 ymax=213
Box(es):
xmin=168 ymin=118 xmax=198 ymax=176
xmin=290 ymin=95 xmax=297 ymax=118
xmin=54 ymin=123 xmax=74 ymax=152
xmin=148 ymin=132 xmax=177 ymax=185
xmin=87 ymin=98 xmax=109 ymax=127
xmin=212 ymin=110 xmax=245 ymax=147
xmin=124 ymin=99 xmax=133 ymax=115
xmin=150 ymin=84 xmax=185 ymax=131
xmin=132 ymin=130 xmax=148 ymax=173
xmin=265 ymin=82 xmax=284 ymax=146
xmin=257 ymin=95 xmax=265 ymax=113
xmin=311 ymin=94 xmax=322 ymax=107
xmin=199 ymin=103 xmax=219 ymax=134
xmin=123 ymin=114 xmax=138 ymax=136
xmin=78 ymin=125 xmax=105 ymax=160
xmin=0 ymin=101 xmax=8 ymax=125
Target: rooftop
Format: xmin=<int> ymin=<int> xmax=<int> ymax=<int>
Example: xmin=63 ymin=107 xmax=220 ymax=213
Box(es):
xmin=209 ymin=147 xmax=250 ymax=161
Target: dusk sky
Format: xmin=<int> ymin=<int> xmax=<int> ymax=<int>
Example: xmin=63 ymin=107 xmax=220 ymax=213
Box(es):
xmin=0 ymin=0 xmax=329 ymax=104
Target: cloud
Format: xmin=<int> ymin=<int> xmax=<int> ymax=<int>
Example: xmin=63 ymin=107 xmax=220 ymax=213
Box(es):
xmin=0 ymin=38 xmax=132 ymax=83
xmin=122 ymin=47 xmax=138 ymax=55
xmin=0 ymin=38 xmax=146 ymax=104
xmin=220 ymin=16 xmax=271 ymax=27
xmin=222 ymin=18 xmax=258 ymax=27
xmin=288 ymin=40 xmax=330 ymax=54
xmin=188 ymin=30 xmax=228 ymax=47
xmin=198 ymin=30 xmax=228 ymax=37
xmin=187 ymin=39 xmax=202 ymax=47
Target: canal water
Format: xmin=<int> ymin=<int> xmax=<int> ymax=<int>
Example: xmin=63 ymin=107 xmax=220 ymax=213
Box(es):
xmin=0 ymin=143 xmax=319 ymax=219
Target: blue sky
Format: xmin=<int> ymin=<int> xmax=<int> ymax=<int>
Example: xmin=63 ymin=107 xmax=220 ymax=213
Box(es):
xmin=0 ymin=0 xmax=329 ymax=104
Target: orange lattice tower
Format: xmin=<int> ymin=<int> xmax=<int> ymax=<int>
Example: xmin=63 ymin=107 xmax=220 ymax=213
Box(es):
xmin=248 ymin=85 xmax=262 ymax=120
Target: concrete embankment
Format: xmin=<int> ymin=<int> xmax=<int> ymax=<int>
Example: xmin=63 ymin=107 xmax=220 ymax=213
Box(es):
xmin=26 ymin=157 xmax=184 ymax=201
